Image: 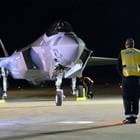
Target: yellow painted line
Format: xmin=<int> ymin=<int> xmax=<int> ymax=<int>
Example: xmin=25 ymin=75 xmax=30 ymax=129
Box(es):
xmin=0 ymin=100 xmax=6 ymax=104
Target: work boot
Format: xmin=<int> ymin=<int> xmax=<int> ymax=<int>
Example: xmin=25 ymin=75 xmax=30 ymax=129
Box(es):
xmin=123 ymin=117 xmax=136 ymax=124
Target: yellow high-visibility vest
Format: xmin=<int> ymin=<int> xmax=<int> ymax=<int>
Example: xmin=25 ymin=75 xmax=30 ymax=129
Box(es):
xmin=121 ymin=48 xmax=140 ymax=77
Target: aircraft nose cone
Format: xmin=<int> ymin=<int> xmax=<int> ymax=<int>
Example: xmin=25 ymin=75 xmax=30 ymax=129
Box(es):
xmin=50 ymin=33 xmax=80 ymax=66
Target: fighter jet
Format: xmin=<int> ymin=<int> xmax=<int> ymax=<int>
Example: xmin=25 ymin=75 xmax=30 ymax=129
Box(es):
xmin=0 ymin=20 xmax=117 ymax=106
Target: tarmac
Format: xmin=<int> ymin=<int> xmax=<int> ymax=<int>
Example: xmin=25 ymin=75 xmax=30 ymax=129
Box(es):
xmin=0 ymin=85 xmax=140 ymax=140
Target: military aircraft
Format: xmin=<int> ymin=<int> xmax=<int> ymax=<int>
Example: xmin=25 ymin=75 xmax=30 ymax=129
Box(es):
xmin=0 ymin=20 xmax=117 ymax=106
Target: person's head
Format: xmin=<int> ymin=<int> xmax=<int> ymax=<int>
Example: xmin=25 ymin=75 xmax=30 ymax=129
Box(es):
xmin=46 ymin=20 xmax=73 ymax=36
xmin=125 ymin=38 xmax=135 ymax=48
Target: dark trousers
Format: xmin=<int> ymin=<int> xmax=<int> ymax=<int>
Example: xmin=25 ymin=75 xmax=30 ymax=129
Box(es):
xmin=122 ymin=77 xmax=140 ymax=117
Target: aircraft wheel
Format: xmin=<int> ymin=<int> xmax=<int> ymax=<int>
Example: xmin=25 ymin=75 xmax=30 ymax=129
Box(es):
xmin=2 ymin=94 xmax=7 ymax=100
xmin=77 ymin=85 xmax=83 ymax=97
xmin=55 ymin=91 xmax=63 ymax=106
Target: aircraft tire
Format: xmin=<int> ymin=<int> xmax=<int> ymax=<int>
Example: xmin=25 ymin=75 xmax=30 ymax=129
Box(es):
xmin=77 ymin=85 xmax=84 ymax=97
xmin=55 ymin=92 xmax=62 ymax=106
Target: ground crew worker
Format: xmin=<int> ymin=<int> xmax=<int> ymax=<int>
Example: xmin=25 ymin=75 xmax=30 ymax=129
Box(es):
xmin=83 ymin=76 xmax=94 ymax=99
xmin=117 ymin=38 xmax=140 ymax=124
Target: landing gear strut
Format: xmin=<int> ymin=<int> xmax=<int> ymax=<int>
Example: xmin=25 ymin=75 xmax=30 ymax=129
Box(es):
xmin=71 ymin=77 xmax=78 ymax=96
xmin=55 ymin=71 xmax=64 ymax=106
xmin=0 ymin=67 xmax=8 ymax=99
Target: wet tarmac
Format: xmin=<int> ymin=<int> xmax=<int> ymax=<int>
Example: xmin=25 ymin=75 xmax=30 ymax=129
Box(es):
xmin=0 ymin=86 xmax=140 ymax=140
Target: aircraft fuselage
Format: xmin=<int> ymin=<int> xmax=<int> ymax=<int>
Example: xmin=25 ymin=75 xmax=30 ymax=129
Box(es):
xmin=0 ymin=32 xmax=85 ymax=83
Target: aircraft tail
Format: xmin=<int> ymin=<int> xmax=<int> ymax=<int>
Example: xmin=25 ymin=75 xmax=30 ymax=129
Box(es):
xmin=0 ymin=39 xmax=9 ymax=57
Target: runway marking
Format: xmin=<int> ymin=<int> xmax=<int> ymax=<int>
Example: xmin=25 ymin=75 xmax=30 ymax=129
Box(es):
xmin=56 ymin=121 xmax=94 ymax=124
xmin=0 ymin=121 xmax=17 ymax=126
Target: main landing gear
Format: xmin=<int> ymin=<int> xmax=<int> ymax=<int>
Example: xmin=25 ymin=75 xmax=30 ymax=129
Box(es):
xmin=0 ymin=67 xmax=8 ymax=100
xmin=55 ymin=72 xmax=64 ymax=106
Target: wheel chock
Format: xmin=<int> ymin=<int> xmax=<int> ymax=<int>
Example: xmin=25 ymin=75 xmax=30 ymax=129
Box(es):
xmin=76 ymin=88 xmax=87 ymax=101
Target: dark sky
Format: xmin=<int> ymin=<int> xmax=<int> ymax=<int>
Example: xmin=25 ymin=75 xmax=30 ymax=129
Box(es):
xmin=0 ymin=0 xmax=140 ymax=57
xmin=1 ymin=0 xmax=140 ymax=85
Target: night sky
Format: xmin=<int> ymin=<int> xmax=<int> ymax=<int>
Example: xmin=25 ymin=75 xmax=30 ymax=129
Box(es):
xmin=0 ymin=0 xmax=140 ymax=56
xmin=0 ymin=0 xmax=140 ymax=85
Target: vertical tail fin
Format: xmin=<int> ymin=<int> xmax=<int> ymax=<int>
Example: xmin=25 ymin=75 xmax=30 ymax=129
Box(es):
xmin=0 ymin=39 xmax=9 ymax=57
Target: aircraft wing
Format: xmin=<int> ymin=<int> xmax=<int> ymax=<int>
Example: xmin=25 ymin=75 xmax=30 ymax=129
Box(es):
xmin=87 ymin=57 xmax=118 ymax=66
